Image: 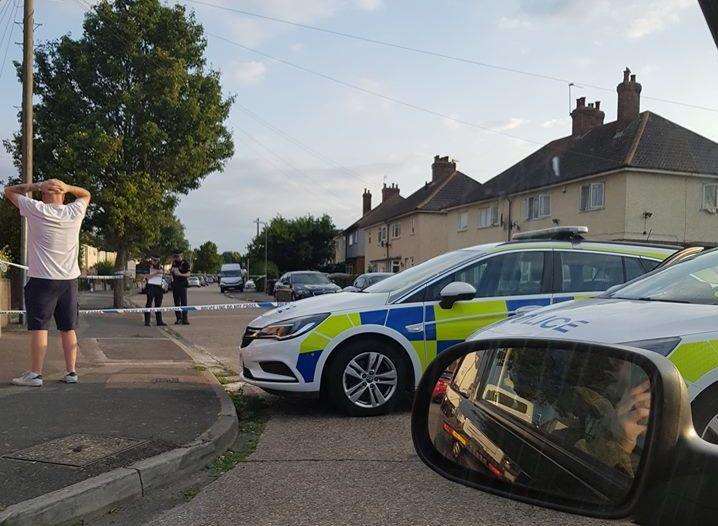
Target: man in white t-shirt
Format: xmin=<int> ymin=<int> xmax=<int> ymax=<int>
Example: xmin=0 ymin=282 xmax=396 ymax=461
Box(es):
xmin=3 ymin=179 xmax=91 ymax=387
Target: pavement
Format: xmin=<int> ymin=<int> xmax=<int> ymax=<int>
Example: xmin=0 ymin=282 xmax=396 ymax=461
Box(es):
xmin=0 ymin=290 xmax=235 ymax=523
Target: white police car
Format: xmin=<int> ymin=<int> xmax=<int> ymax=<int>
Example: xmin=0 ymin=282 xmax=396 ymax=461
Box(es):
xmin=239 ymin=227 xmax=677 ymax=415
xmin=469 ymin=246 xmax=718 ymax=443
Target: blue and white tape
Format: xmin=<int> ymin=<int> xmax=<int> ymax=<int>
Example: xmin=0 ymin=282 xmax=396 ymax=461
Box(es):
xmin=0 ymin=302 xmax=286 ymax=316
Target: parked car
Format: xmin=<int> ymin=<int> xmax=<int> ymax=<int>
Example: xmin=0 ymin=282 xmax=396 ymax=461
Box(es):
xmin=220 ymin=263 xmax=244 ymax=293
xmin=273 ymin=271 xmax=342 ymax=302
xmin=327 ymin=273 xmax=357 ymax=289
xmin=343 ymin=272 xmax=392 ymax=292
xmin=466 ymin=246 xmax=718 ymax=444
xmin=188 ymin=276 xmax=201 ymax=287
xmin=239 ymin=227 xmax=677 ymax=416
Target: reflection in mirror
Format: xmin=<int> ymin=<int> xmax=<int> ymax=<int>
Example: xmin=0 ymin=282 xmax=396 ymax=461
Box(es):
xmin=428 ymin=345 xmax=652 ymax=507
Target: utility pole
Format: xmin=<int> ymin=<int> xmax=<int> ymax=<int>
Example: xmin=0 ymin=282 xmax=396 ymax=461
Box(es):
xmin=254 ymin=218 xmax=268 ymax=292
xmin=19 ymin=0 xmax=34 ymax=320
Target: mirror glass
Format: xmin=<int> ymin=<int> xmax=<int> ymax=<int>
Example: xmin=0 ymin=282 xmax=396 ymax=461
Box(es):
xmin=428 ymin=345 xmax=652 ymax=507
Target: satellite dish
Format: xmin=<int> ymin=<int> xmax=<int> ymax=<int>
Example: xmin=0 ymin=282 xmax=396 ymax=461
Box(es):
xmin=552 ymin=156 xmax=560 ymax=177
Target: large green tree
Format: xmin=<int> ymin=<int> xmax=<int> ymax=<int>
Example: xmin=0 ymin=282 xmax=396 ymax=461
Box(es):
xmin=5 ymin=0 xmax=234 ymax=306
xmin=245 ymin=214 xmax=337 ymax=275
xmin=221 ymin=250 xmax=242 ymax=264
xmin=143 ymin=214 xmax=190 ymax=261
xmin=193 ymin=240 xmax=221 ymax=273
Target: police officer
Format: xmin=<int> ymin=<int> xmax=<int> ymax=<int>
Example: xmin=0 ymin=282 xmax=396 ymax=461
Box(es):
xmin=171 ymin=251 xmax=191 ymax=325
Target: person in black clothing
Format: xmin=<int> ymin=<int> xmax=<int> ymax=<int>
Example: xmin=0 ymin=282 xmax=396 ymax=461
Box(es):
xmin=144 ymin=257 xmax=167 ymax=327
xmin=171 ymin=252 xmax=191 ymax=325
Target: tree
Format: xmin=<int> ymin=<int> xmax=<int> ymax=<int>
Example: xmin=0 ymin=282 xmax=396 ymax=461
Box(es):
xmin=221 ymin=251 xmax=242 ymax=264
xmin=144 ymin=215 xmax=190 ymax=262
xmin=245 ymin=214 xmax=337 ymax=274
xmin=5 ymin=0 xmax=234 ymax=306
xmin=193 ymin=241 xmax=221 ymax=273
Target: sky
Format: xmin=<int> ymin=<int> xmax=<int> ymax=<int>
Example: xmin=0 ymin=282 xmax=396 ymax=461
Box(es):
xmin=0 ymin=0 xmax=717 ymax=252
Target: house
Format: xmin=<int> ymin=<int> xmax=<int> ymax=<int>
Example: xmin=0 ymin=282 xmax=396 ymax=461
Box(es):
xmin=445 ymin=68 xmax=718 ymax=249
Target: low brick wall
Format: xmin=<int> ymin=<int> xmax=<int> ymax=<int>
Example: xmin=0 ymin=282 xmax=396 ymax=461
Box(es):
xmin=0 ymin=278 xmax=11 ymax=330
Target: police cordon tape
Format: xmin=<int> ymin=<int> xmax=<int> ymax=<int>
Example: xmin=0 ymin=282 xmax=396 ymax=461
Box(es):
xmin=0 ymin=301 xmax=286 ymax=316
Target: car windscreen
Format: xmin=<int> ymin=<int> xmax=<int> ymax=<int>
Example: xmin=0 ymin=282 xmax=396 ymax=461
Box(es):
xmin=221 ymin=270 xmax=241 ymax=277
xmin=610 ymin=248 xmax=718 ymax=305
xmin=293 ymin=273 xmax=331 ymax=285
xmin=364 ymin=250 xmax=482 ymax=296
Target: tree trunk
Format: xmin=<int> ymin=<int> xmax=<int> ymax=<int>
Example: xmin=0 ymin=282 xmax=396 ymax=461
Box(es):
xmin=113 ymin=247 xmax=127 ymax=309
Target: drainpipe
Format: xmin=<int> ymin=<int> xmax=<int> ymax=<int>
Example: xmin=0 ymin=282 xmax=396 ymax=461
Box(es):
xmin=385 ymin=222 xmax=390 ymax=271
xmin=505 ymin=196 xmax=513 ymax=241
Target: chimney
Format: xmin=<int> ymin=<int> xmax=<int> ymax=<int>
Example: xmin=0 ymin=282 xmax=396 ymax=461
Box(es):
xmin=382 ymin=183 xmax=400 ymax=202
xmin=617 ymin=67 xmax=642 ymax=124
xmin=431 ymin=155 xmax=457 ymax=183
xmin=362 ymin=188 xmax=372 ymax=216
xmin=570 ymin=96 xmax=605 ymax=137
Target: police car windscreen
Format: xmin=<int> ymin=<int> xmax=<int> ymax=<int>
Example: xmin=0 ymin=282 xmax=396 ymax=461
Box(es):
xmin=365 ymin=250 xmax=480 ymax=294
xmin=611 ymin=249 xmax=718 ymax=305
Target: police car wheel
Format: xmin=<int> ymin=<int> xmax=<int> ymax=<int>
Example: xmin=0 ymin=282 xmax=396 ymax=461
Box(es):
xmin=692 ymin=389 xmax=718 ymax=445
xmin=326 ymin=340 xmax=408 ymax=416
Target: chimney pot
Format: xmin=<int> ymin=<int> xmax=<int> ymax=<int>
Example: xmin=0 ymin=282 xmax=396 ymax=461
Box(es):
xmin=431 ymin=155 xmax=457 ymax=183
xmin=381 ymin=182 xmax=400 ymax=202
xmin=595 ymin=101 xmax=601 ymax=110
xmin=571 ymin=97 xmax=605 ymax=137
xmin=617 ymin=67 xmax=642 ymax=125
xmin=362 ymin=188 xmax=372 ymax=216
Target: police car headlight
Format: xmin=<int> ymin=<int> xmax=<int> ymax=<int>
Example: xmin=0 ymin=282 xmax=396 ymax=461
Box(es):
xmin=256 ymin=313 xmax=330 ymax=340
xmin=623 ymin=337 xmax=681 ymax=356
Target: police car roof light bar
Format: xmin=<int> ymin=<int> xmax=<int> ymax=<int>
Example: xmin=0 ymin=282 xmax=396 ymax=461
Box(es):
xmin=512 ymin=226 xmax=589 ymax=242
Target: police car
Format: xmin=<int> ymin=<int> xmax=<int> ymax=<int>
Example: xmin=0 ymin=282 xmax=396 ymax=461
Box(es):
xmin=239 ymin=227 xmax=677 ymax=415
xmin=468 ymin=245 xmax=718 ymax=443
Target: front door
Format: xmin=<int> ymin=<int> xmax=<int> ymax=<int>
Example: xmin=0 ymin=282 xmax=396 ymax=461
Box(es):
xmin=424 ymin=250 xmax=552 ymax=367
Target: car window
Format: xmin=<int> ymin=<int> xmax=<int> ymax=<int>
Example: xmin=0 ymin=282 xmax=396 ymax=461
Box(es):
xmin=292 ymin=273 xmax=331 ymax=285
xmin=557 ymin=251 xmax=624 ymax=293
xmin=480 ymin=251 xmax=546 ymax=297
xmin=355 ymin=277 xmax=366 ymax=288
xmin=624 ymin=257 xmax=645 ymax=281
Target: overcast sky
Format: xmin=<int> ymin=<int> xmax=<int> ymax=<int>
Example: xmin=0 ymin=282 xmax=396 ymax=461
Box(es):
xmin=1 ymin=0 xmax=717 ymax=252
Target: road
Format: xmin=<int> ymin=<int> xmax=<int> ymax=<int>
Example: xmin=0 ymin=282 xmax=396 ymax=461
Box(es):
xmin=135 ymin=284 xmax=623 ymax=526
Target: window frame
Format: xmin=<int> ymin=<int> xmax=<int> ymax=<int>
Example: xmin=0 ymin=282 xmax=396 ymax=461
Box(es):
xmin=410 ymin=217 xmax=416 ymax=235
xmin=457 ymin=211 xmax=469 ymax=232
xmin=525 ymin=193 xmax=551 ymax=220
xmin=701 ymin=182 xmax=718 ymax=211
xmin=477 ymin=203 xmax=500 ymax=229
xmin=579 ymin=182 xmax=605 ymax=212
xmin=378 ymin=226 xmax=387 ymax=245
xmin=391 ymin=222 xmax=401 ymax=239
xmin=551 ymin=250 xmax=651 ymax=294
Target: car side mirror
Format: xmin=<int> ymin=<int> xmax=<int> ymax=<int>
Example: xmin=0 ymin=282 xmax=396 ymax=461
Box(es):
xmin=439 ymin=282 xmax=476 ymax=309
xmin=412 ymin=338 xmax=718 ymax=525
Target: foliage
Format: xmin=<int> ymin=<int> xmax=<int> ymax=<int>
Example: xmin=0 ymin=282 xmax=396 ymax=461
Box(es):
xmin=93 ymin=260 xmax=116 ymax=277
xmin=143 ymin=215 xmax=190 ymax=261
xmin=247 ymin=259 xmax=278 ymax=279
xmin=193 ymin=240 xmax=222 ymax=273
xmin=245 ymin=215 xmax=337 ymax=274
xmin=221 ymin=250 xmax=242 ymax=264
xmin=0 ymin=194 xmax=20 ymax=263
xmin=5 ymin=0 xmax=234 ymax=306
xmin=0 ymin=246 xmax=11 ymax=278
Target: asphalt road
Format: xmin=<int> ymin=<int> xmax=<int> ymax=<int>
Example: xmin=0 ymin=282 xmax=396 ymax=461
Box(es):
xmin=141 ymin=287 xmax=625 ymax=526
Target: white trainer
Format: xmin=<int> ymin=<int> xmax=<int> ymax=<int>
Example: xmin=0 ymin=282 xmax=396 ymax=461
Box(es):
xmin=64 ymin=372 xmax=78 ymax=384
xmin=11 ymin=372 xmax=43 ymax=387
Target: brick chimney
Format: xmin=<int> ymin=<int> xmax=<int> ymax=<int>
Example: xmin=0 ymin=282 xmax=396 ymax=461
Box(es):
xmin=431 ymin=155 xmax=456 ymax=183
xmin=570 ymin=97 xmax=605 ymax=137
xmin=617 ymin=67 xmax=642 ymax=124
xmin=362 ymin=189 xmax=372 ymax=216
xmin=382 ymin=183 xmax=400 ymax=202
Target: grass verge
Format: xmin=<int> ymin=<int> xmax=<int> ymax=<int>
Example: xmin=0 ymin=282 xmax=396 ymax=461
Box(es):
xmin=210 ymin=390 xmax=269 ymax=476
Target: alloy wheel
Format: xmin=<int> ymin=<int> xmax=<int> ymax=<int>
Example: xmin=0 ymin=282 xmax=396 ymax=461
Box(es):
xmin=342 ymin=351 xmax=398 ymax=409
xmin=701 ymin=413 xmax=718 ymax=444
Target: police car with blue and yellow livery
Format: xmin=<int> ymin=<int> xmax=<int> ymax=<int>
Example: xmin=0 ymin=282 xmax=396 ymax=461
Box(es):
xmin=469 ymin=244 xmax=718 ymax=443
xmin=239 ymin=227 xmax=677 ymax=415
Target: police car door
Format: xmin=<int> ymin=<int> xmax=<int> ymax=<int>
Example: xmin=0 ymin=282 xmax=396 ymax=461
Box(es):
xmin=425 ymin=250 xmax=553 ymax=363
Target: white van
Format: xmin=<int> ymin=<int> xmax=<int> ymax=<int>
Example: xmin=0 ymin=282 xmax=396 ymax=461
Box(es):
xmin=219 ymin=263 xmax=244 ymax=293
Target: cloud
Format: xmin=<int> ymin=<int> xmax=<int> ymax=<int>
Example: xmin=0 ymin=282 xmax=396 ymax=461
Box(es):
xmin=354 ymin=0 xmax=383 ymax=11
xmin=496 ymin=117 xmax=528 ymax=131
xmin=442 ymin=115 xmax=462 ymax=131
xmin=290 ymin=43 xmax=305 ymax=53
xmin=540 ymin=117 xmax=570 ymax=129
xmin=231 ymin=61 xmax=267 ymax=85
xmin=497 ymin=16 xmax=531 ymax=30
xmin=626 ymin=0 xmax=693 ymax=39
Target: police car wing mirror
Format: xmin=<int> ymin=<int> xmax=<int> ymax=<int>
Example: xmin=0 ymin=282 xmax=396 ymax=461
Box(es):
xmin=411 ymin=338 xmax=718 ymax=525
xmin=439 ymin=282 xmax=476 ymax=309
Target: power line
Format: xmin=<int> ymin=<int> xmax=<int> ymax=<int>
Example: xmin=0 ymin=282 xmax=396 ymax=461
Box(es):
xmin=186 ymin=0 xmax=718 ymax=114
xmin=234 ymin=102 xmax=380 ymax=189
xmin=0 ymin=0 xmax=18 ymax=80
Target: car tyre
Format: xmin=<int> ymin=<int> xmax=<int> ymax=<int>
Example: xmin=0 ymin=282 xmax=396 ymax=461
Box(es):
xmin=325 ymin=338 xmax=409 ymax=416
xmin=691 ymin=384 xmax=718 ymax=445
xmin=220 ymin=287 xmax=226 ymax=294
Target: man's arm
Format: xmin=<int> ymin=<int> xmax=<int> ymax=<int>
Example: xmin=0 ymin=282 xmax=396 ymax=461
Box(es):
xmin=3 ymin=182 xmax=41 ymax=208
xmin=66 ymin=184 xmax=91 ymax=205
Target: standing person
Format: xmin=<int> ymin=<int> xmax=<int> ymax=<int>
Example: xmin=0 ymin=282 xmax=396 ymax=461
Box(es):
xmin=144 ymin=257 xmax=167 ymax=327
xmin=3 ymin=179 xmax=91 ymax=387
xmin=171 ymin=251 xmax=191 ymax=325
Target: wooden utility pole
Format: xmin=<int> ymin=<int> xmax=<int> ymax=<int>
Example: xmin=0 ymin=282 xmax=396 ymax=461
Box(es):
xmin=19 ymin=0 xmax=34 ymax=318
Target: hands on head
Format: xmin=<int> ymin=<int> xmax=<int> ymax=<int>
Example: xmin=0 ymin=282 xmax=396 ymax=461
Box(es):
xmin=40 ymin=179 xmax=68 ymax=195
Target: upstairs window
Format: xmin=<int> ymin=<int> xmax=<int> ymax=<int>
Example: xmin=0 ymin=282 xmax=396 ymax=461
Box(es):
xmin=478 ymin=204 xmax=500 ymax=228
xmin=702 ymin=183 xmax=718 ymax=212
xmin=580 ymin=182 xmax=605 ymax=211
xmin=348 ymin=232 xmax=356 ymax=246
xmin=391 ymin=222 xmax=401 ymax=239
xmin=378 ymin=226 xmax=387 ymax=245
xmin=410 ymin=217 xmax=416 ymax=235
xmin=457 ymin=211 xmax=469 ymax=231
xmin=525 ymin=193 xmax=550 ymax=220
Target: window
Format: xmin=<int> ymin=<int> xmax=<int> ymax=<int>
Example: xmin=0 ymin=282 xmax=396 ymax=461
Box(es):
xmin=702 ymin=183 xmax=718 ymax=211
xmin=410 ymin=217 xmax=415 ymax=235
xmin=557 ymin=252 xmax=624 ymax=293
xmin=378 ymin=226 xmax=387 ymax=245
xmin=624 ymin=257 xmax=645 ymax=282
xmin=457 ymin=211 xmax=469 ymax=231
xmin=348 ymin=232 xmax=356 ymax=246
xmin=525 ymin=193 xmax=550 ymax=220
xmin=368 ymin=231 xmax=372 ymax=245
xmin=478 ymin=203 xmax=500 ymax=228
xmin=391 ymin=222 xmax=401 ymax=239
xmin=579 ymin=182 xmax=605 ymax=211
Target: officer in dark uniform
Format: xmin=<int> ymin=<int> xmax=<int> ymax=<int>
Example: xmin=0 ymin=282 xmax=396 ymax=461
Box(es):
xmin=171 ymin=251 xmax=191 ymax=325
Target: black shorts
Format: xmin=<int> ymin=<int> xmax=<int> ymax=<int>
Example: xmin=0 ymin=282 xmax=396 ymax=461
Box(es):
xmin=24 ymin=278 xmax=79 ymax=331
